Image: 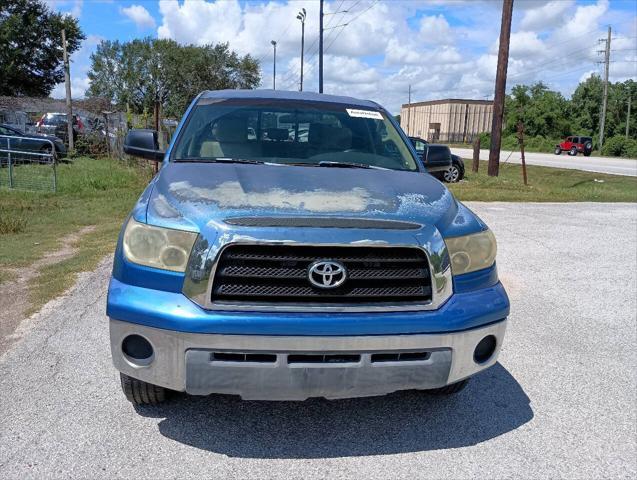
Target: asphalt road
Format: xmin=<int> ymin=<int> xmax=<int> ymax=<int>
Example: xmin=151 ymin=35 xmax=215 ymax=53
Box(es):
xmin=1 ymin=203 xmax=636 ymax=479
xmin=452 ymin=148 xmax=637 ymax=177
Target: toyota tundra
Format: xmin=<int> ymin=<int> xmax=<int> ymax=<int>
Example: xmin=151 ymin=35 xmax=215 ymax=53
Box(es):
xmin=108 ymin=89 xmax=509 ymax=405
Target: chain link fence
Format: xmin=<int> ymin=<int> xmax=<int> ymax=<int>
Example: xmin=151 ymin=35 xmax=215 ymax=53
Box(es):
xmin=0 ymin=135 xmax=57 ymax=192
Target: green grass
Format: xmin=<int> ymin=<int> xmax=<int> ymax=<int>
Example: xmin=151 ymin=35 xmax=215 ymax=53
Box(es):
xmin=449 ymin=160 xmax=637 ymax=202
xmin=0 ymin=157 xmax=152 ymax=312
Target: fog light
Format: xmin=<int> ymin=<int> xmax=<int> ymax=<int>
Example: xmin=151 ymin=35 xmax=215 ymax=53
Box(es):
xmin=122 ymin=334 xmax=154 ymax=365
xmin=474 ymin=335 xmax=497 ymax=364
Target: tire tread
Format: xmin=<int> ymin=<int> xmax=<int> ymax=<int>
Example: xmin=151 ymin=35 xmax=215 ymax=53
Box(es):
xmin=120 ymin=373 xmax=167 ymax=405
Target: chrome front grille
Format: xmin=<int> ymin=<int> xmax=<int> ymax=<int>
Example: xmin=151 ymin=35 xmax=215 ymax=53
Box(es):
xmin=210 ymin=245 xmax=432 ymax=305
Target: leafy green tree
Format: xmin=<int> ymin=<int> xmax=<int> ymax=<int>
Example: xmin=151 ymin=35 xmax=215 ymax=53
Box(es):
xmin=570 ymin=75 xmax=603 ymax=137
xmin=86 ymin=38 xmax=260 ymax=120
xmin=505 ymin=82 xmax=570 ymax=138
xmin=0 ymin=0 xmax=85 ymax=96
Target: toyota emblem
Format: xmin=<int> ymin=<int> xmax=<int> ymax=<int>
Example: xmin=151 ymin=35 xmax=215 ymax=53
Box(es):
xmin=308 ymin=260 xmax=347 ymax=289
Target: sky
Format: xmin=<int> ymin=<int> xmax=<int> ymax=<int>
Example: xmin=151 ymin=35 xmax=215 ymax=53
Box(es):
xmin=47 ymin=0 xmax=637 ymax=114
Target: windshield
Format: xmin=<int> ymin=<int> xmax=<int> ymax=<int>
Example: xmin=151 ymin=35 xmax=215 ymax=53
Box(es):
xmin=171 ymin=99 xmax=418 ymax=171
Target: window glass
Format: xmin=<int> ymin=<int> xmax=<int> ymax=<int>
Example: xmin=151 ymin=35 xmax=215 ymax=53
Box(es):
xmin=172 ymin=99 xmax=418 ymax=171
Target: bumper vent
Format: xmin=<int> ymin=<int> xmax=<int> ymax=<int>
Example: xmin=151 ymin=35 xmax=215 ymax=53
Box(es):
xmin=211 ymin=245 xmax=432 ymax=305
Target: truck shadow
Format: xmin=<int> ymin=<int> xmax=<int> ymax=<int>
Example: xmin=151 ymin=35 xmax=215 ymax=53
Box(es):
xmin=136 ymin=363 xmax=532 ymax=458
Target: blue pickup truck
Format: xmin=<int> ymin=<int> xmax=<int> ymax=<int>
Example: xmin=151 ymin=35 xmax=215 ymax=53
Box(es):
xmin=108 ymin=90 xmax=509 ymax=405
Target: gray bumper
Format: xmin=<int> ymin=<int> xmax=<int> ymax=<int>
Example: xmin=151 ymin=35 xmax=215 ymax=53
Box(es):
xmin=109 ymin=319 xmax=507 ymax=401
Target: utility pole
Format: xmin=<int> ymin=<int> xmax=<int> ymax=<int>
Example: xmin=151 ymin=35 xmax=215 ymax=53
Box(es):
xmin=61 ymin=29 xmax=74 ymax=154
xmin=407 ymin=85 xmax=412 ymax=136
xmin=599 ymin=26 xmax=611 ymax=149
xmin=626 ymin=94 xmax=631 ymax=139
xmin=297 ymin=8 xmax=306 ymax=91
xmin=487 ymin=0 xmax=514 ymax=177
xmin=271 ymin=40 xmax=277 ymax=90
xmin=319 ymin=0 xmax=324 ymax=93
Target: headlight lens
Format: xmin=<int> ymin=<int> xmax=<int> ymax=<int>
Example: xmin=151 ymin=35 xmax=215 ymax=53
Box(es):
xmin=122 ymin=218 xmax=198 ymax=272
xmin=445 ymin=229 xmax=497 ymax=276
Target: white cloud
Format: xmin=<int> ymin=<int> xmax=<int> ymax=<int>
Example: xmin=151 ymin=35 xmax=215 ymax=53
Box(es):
xmin=44 ymin=0 xmax=634 ymax=113
xmin=45 ymin=0 xmax=83 ymax=18
xmin=520 ymin=1 xmax=575 ymax=31
xmin=120 ymin=5 xmax=156 ymax=29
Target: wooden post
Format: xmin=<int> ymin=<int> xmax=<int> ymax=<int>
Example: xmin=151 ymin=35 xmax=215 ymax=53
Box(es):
xmin=61 ymin=29 xmax=74 ymax=154
xmin=487 ymin=0 xmax=514 ymax=177
xmin=103 ymin=112 xmax=110 ymax=158
xmin=626 ymin=95 xmax=631 ymax=139
xmin=472 ymin=137 xmax=480 ymax=173
xmin=153 ymin=101 xmax=160 ymax=173
xmin=517 ymin=121 xmax=528 ymax=186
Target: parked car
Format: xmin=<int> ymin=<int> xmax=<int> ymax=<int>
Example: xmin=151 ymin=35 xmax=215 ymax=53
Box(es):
xmin=36 ymin=112 xmax=85 ymax=143
xmin=555 ymin=136 xmax=593 ymax=156
xmin=408 ymin=136 xmax=453 ymax=175
xmin=444 ymin=154 xmax=465 ymax=183
xmin=0 ymin=123 xmax=67 ymax=160
xmin=111 ymin=90 xmax=509 ymax=405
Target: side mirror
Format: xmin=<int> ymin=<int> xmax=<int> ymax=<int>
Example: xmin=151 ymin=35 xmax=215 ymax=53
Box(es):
xmin=124 ymin=129 xmax=164 ymax=160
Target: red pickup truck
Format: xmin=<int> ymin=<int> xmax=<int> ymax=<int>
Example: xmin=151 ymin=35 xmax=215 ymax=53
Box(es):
xmin=555 ymin=136 xmax=593 ymax=156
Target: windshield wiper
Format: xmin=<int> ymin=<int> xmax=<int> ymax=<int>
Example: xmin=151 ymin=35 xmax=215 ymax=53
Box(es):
xmin=178 ymin=157 xmax=265 ymax=165
xmin=317 ymin=161 xmax=387 ymax=170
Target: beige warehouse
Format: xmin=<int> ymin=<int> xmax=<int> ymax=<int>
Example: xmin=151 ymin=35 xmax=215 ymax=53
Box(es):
xmin=400 ymin=99 xmax=493 ymax=143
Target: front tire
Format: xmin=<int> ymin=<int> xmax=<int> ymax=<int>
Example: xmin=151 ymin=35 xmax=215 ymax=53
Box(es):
xmin=554 ymin=147 xmax=562 ymax=155
xmin=443 ymin=164 xmax=461 ymax=183
xmin=120 ymin=373 xmax=168 ymax=405
xmin=425 ymin=379 xmax=469 ymax=395
xmin=569 ymin=147 xmax=577 ymax=156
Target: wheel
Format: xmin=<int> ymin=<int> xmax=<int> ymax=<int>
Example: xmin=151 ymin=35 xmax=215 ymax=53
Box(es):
xmin=443 ymin=164 xmax=461 ymax=183
xmin=425 ymin=379 xmax=469 ymax=395
xmin=569 ymin=147 xmax=577 ymax=156
xmin=584 ymin=142 xmax=593 ymax=156
xmin=120 ymin=373 xmax=168 ymax=405
xmin=554 ymin=147 xmax=562 ymax=155
xmin=583 ymin=150 xmax=592 ymax=157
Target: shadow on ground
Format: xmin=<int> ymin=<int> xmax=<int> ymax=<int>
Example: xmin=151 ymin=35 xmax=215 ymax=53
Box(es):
xmin=135 ymin=363 xmax=532 ymax=458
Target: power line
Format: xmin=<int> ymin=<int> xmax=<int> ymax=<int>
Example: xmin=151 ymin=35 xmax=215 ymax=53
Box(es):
xmin=508 ymin=44 xmax=598 ymax=79
xmin=324 ymin=0 xmax=380 ymax=55
xmin=279 ymin=0 xmax=354 ymax=89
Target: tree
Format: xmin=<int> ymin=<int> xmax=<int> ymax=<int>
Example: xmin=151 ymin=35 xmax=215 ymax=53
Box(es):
xmin=570 ymin=74 xmax=603 ymax=137
xmin=505 ymin=82 xmax=570 ymax=138
xmin=86 ymin=38 xmax=261 ymax=120
xmin=0 ymin=0 xmax=85 ymax=96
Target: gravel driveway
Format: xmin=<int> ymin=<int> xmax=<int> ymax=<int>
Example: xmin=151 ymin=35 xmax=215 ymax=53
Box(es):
xmin=1 ymin=203 xmax=635 ymax=479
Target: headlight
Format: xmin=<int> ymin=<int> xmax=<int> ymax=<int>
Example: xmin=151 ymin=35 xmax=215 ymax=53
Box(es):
xmin=445 ymin=229 xmax=497 ymax=276
xmin=122 ymin=218 xmax=198 ymax=272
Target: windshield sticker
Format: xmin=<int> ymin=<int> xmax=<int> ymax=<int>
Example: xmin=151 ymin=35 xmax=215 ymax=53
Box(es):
xmin=346 ymin=108 xmax=383 ymax=120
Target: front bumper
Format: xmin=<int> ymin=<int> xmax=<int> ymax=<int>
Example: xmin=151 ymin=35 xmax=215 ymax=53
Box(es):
xmin=110 ymin=318 xmax=507 ymax=400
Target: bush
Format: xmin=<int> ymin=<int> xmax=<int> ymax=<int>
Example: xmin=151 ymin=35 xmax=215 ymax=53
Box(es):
xmin=601 ymin=136 xmax=637 ymax=158
xmin=477 ymin=131 xmax=490 ymax=147
xmin=74 ymin=132 xmax=108 ymax=157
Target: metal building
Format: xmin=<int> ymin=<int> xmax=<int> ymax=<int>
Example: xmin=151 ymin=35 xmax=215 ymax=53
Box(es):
xmin=400 ymin=99 xmax=493 ymax=143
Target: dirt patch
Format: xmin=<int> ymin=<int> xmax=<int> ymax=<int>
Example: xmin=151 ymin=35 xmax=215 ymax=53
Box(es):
xmin=0 ymin=225 xmax=96 ymax=355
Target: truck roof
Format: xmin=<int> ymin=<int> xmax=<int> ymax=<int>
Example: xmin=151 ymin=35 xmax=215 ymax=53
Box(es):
xmin=198 ymin=89 xmax=381 ymax=109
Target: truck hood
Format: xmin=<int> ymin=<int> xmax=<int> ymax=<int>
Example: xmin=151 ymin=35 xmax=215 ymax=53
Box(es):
xmin=145 ymin=162 xmax=459 ymax=232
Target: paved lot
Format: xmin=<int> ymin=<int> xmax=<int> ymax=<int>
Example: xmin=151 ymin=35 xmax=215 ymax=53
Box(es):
xmin=452 ymin=148 xmax=637 ymax=176
xmin=1 ymin=203 xmax=636 ymax=479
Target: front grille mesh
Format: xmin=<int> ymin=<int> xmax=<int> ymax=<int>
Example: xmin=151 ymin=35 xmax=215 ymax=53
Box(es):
xmin=211 ymin=245 xmax=432 ymax=305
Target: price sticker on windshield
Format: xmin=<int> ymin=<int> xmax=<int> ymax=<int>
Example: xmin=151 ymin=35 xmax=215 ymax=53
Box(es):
xmin=346 ymin=108 xmax=384 ymax=120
